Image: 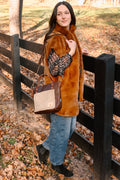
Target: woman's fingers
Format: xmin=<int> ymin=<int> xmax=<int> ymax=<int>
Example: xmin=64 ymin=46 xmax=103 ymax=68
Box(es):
xmin=82 ymin=48 xmax=89 ymax=55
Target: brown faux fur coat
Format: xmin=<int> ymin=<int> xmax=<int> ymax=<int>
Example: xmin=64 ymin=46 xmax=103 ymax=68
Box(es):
xmin=44 ymin=24 xmax=84 ymax=116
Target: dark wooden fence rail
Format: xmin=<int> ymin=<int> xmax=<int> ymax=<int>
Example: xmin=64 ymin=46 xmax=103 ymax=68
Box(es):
xmin=0 ymin=33 xmax=120 ymax=180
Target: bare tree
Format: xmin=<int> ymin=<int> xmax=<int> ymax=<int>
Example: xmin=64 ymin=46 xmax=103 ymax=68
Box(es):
xmin=9 ymin=0 xmax=23 ymax=38
xmin=113 ymin=0 xmax=120 ymax=5
xmin=84 ymin=0 xmax=120 ymax=5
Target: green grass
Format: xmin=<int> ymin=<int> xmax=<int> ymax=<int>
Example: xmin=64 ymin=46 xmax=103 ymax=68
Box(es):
xmin=0 ymin=2 xmax=120 ymax=31
xmin=22 ymin=6 xmax=120 ymax=30
xmin=8 ymin=138 xmax=16 ymax=145
xmin=75 ymin=7 xmax=120 ymax=29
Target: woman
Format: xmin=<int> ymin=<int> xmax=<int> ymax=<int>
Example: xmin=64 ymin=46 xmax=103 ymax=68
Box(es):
xmin=36 ymin=1 xmax=87 ymax=177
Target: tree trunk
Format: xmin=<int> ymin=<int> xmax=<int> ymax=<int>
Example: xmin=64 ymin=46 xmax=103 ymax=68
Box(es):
xmin=9 ymin=0 xmax=23 ymax=38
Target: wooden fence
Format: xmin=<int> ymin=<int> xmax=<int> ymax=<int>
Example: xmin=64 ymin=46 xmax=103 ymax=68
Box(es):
xmin=0 ymin=33 xmax=120 ymax=180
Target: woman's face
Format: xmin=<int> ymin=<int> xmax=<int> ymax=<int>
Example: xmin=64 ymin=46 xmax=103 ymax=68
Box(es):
xmin=56 ymin=4 xmax=71 ymax=30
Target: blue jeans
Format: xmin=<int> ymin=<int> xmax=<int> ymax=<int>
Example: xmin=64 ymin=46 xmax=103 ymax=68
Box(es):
xmin=43 ymin=114 xmax=76 ymax=165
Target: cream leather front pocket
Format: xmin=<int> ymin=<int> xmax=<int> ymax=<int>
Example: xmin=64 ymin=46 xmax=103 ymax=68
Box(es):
xmin=34 ymin=89 xmax=55 ymax=113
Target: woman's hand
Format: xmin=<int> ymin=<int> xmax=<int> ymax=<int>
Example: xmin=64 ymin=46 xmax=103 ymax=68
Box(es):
xmin=82 ymin=48 xmax=89 ymax=55
xmin=66 ymin=39 xmax=76 ymax=56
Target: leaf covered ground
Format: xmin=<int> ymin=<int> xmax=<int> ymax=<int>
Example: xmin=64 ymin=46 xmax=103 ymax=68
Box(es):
xmin=0 ymin=80 xmax=94 ymax=180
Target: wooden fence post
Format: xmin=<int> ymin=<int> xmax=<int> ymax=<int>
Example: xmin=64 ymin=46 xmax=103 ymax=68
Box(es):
xmin=93 ymin=54 xmax=115 ymax=180
xmin=11 ymin=34 xmax=21 ymax=110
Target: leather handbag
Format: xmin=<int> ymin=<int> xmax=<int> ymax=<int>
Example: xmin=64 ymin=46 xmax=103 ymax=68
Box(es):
xmin=33 ymin=74 xmax=62 ymax=114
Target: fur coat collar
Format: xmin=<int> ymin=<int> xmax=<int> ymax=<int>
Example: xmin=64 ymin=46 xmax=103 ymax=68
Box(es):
xmin=52 ymin=24 xmax=84 ymax=103
xmin=52 ymin=23 xmax=77 ymax=40
xmin=53 ymin=23 xmax=76 ymax=35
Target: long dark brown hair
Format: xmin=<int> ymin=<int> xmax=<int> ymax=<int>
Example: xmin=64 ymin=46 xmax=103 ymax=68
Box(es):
xmin=44 ymin=1 xmax=76 ymax=44
xmin=39 ymin=1 xmax=76 ymax=65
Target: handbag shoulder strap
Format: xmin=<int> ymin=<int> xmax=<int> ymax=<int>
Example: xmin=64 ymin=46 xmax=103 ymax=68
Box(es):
xmin=31 ymin=33 xmax=63 ymax=92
